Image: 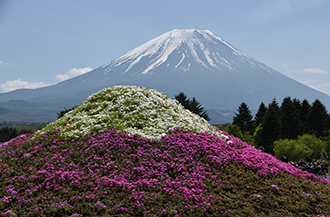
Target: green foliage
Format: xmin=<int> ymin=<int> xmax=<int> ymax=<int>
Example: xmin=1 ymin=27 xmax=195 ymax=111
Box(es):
xmin=308 ymin=99 xmax=330 ymax=137
xmin=254 ymin=102 xmax=267 ymax=127
xmin=225 ymin=124 xmax=243 ymax=139
xmin=233 ymin=102 xmax=254 ymax=134
xmin=0 ymin=127 xmax=19 ymax=142
xmin=36 ymin=86 xmax=221 ymax=141
xmin=274 ymin=138 xmax=312 ymax=162
xmin=280 ymin=97 xmax=301 ymax=139
xmin=254 ymin=98 xmax=281 ymax=154
xmin=237 ymin=97 xmax=330 ymax=156
xmin=300 ymin=99 xmax=311 ymax=134
xmin=57 ymin=106 xmax=78 ymax=119
xmin=297 ymin=134 xmax=327 ymax=161
xmin=273 ymin=134 xmax=328 ymax=162
xmin=174 ymin=92 xmax=211 ymax=121
xmin=225 ymin=124 xmax=254 ymax=145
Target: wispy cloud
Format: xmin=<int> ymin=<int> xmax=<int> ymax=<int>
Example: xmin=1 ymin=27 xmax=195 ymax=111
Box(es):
xmin=0 ymin=60 xmax=14 ymax=66
xmin=313 ymin=83 xmax=330 ymax=89
xmin=56 ymin=67 xmax=92 ymax=82
xmin=0 ymin=79 xmax=49 ymax=93
xmin=301 ymin=80 xmax=312 ymax=84
xmin=301 ymin=68 xmax=328 ymax=74
xmin=289 ymin=68 xmax=328 ymax=74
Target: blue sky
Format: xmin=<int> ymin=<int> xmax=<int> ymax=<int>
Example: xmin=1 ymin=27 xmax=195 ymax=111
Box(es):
xmin=0 ymin=0 xmax=329 ymax=95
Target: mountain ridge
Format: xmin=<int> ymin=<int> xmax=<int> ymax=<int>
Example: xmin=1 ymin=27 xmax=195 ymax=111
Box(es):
xmin=0 ymin=29 xmax=329 ymax=124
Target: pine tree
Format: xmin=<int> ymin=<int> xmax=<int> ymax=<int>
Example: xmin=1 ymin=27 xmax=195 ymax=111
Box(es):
xmin=233 ymin=102 xmax=253 ymax=133
xmin=254 ymin=102 xmax=267 ymax=127
xmin=174 ymin=92 xmax=211 ymax=121
xmin=174 ymin=92 xmax=191 ymax=110
xmin=255 ymin=98 xmax=281 ymax=154
xmin=280 ymin=97 xmax=301 ymax=139
xmin=308 ymin=99 xmax=329 ymax=137
xmin=300 ymin=99 xmax=311 ymax=134
xmin=190 ymin=97 xmax=211 ymax=121
xmin=57 ymin=106 xmax=77 ymax=119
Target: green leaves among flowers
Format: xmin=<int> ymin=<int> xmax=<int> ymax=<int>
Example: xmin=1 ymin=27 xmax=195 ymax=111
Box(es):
xmin=34 ymin=86 xmax=224 ymax=141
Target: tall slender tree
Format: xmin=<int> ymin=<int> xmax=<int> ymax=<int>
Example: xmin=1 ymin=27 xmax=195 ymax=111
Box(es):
xmin=308 ymin=99 xmax=329 ymax=137
xmin=254 ymin=102 xmax=267 ymax=127
xmin=233 ymin=102 xmax=253 ymax=133
xmin=280 ymin=97 xmax=301 ymax=139
xmin=300 ymin=99 xmax=311 ymax=134
xmin=255 ymin=98 xmax=281 ymax=154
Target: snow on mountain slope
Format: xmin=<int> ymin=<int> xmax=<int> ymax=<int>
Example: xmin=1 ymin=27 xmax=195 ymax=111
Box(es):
xmin=101 ymin=29 xmax=275 ymax=76
xmin=0 ymin=29 xmax=330 ymax=124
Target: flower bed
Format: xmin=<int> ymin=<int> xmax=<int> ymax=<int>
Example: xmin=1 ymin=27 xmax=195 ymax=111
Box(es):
xmin=1 ymin=85 xmax=330 ymax=216
xmin=34 ymin=86 xmax=225 ymax=140
xmin=1 ymin=128 xmax=330 ymax=216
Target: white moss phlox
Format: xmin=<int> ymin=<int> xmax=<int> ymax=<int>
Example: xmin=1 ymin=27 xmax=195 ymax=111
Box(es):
xmin=35 ymin=85 xmax=227 ymax=140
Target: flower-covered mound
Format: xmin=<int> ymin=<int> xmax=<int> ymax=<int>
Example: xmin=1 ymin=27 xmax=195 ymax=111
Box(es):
xmin=1 ymin=128 xmax=330 ymax=216
xmin=34 ymin=85 xmax=225 ymax=140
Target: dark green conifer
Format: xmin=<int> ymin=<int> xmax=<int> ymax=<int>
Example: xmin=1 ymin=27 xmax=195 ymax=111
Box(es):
xmin=233 ymin=102 xmax=253 ymax=134
xmin=308 ymin=99 xmax=329 ymax=137
xmin=255 ymin=98 xmax=281 ymax=154
xmin=280 ymin=97 xmax=301 ymax=139
xmin=254 ymin=102 xmax=267 ymax=127
xmin=174 ymin=92 xmax=210 ymax=121
xmin=300 ymin=99 xmax=311 ymax=134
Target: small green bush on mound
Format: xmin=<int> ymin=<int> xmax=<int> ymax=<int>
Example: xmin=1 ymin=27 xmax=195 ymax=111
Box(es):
xmin=34 ymin=85 xmax=225 ymax=140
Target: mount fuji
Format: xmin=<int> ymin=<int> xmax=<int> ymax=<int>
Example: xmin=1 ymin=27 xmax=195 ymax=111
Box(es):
xmin=1 ymin=29 xmax=330 ymax=124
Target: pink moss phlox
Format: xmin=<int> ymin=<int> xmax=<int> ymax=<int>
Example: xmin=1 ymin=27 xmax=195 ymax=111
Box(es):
xmin=1 ymin=126 xmax=329 ymax=216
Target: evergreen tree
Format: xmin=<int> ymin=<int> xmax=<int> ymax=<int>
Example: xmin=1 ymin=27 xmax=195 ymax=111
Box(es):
xmin=57 ymin=106 xmax=77 ymax=119
xmin=254 ymin=102 xmax=267 ymax=127
xmin=308 ymin=99 xmax=329 ymax=137
xmin=233 ymin=102 xmax=253 ymax=134
xmin=280 ymin=97 xmax=301 ymax=139
xmin=300 ymin=99 xmax=311 ymax=134
xmin=174 ymin=92 xmax=191 ymax=110
xmin=255 ymin=98 xmax=281 ymax=154
xmin=190 ymin=97 xmax=211 ymax=121
xmin=174 ymin=92 xmax=211 ymax=121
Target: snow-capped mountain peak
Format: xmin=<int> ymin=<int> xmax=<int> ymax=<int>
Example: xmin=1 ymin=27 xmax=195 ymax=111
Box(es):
xmin=101 ymin=29 xmax=258 ymax=75
xmin=2 ymin=28 xmax=330 ymax=125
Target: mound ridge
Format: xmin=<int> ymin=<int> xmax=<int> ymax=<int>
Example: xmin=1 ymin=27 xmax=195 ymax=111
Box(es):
xmin=35 ymin=86 xmax=225 ymax=140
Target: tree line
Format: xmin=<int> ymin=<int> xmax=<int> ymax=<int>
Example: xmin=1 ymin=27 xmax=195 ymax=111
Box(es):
xmin=0 ymin=127 xmax=33 ymax=143
xmin=225 ymin=97 xmax=330 ymax=163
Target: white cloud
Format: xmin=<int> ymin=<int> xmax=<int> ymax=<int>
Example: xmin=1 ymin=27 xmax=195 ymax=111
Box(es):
xmin=301 ymin=80 xmax=312 ymax=84
xmin=0 ymin=60 xmax=14 ymax=66
xmin=0 ymin=79 xmax=49 ymax=93
xmin=314 ymin=83 xmax=330 ymax=89
xmin=300 ymin=68 xmax=328 ymax=74
xmin=56 ymin=67 xmax=93 ymax=82
xmin=289 ymin=68 xmax=328 ymax=74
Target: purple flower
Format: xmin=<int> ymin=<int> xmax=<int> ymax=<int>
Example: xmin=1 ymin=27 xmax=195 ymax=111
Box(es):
xmin=0 ymin=196 xmax=12 ymax=203
xmin=22 ymin=153 xmax=31 ymax=158
xmin=2 ymin=210 xmax=12 ymax=217
xmin=271 ymin=184 xmax=279 ymax=191
xmin=7 ymin=188 xmax=18 ymax=195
